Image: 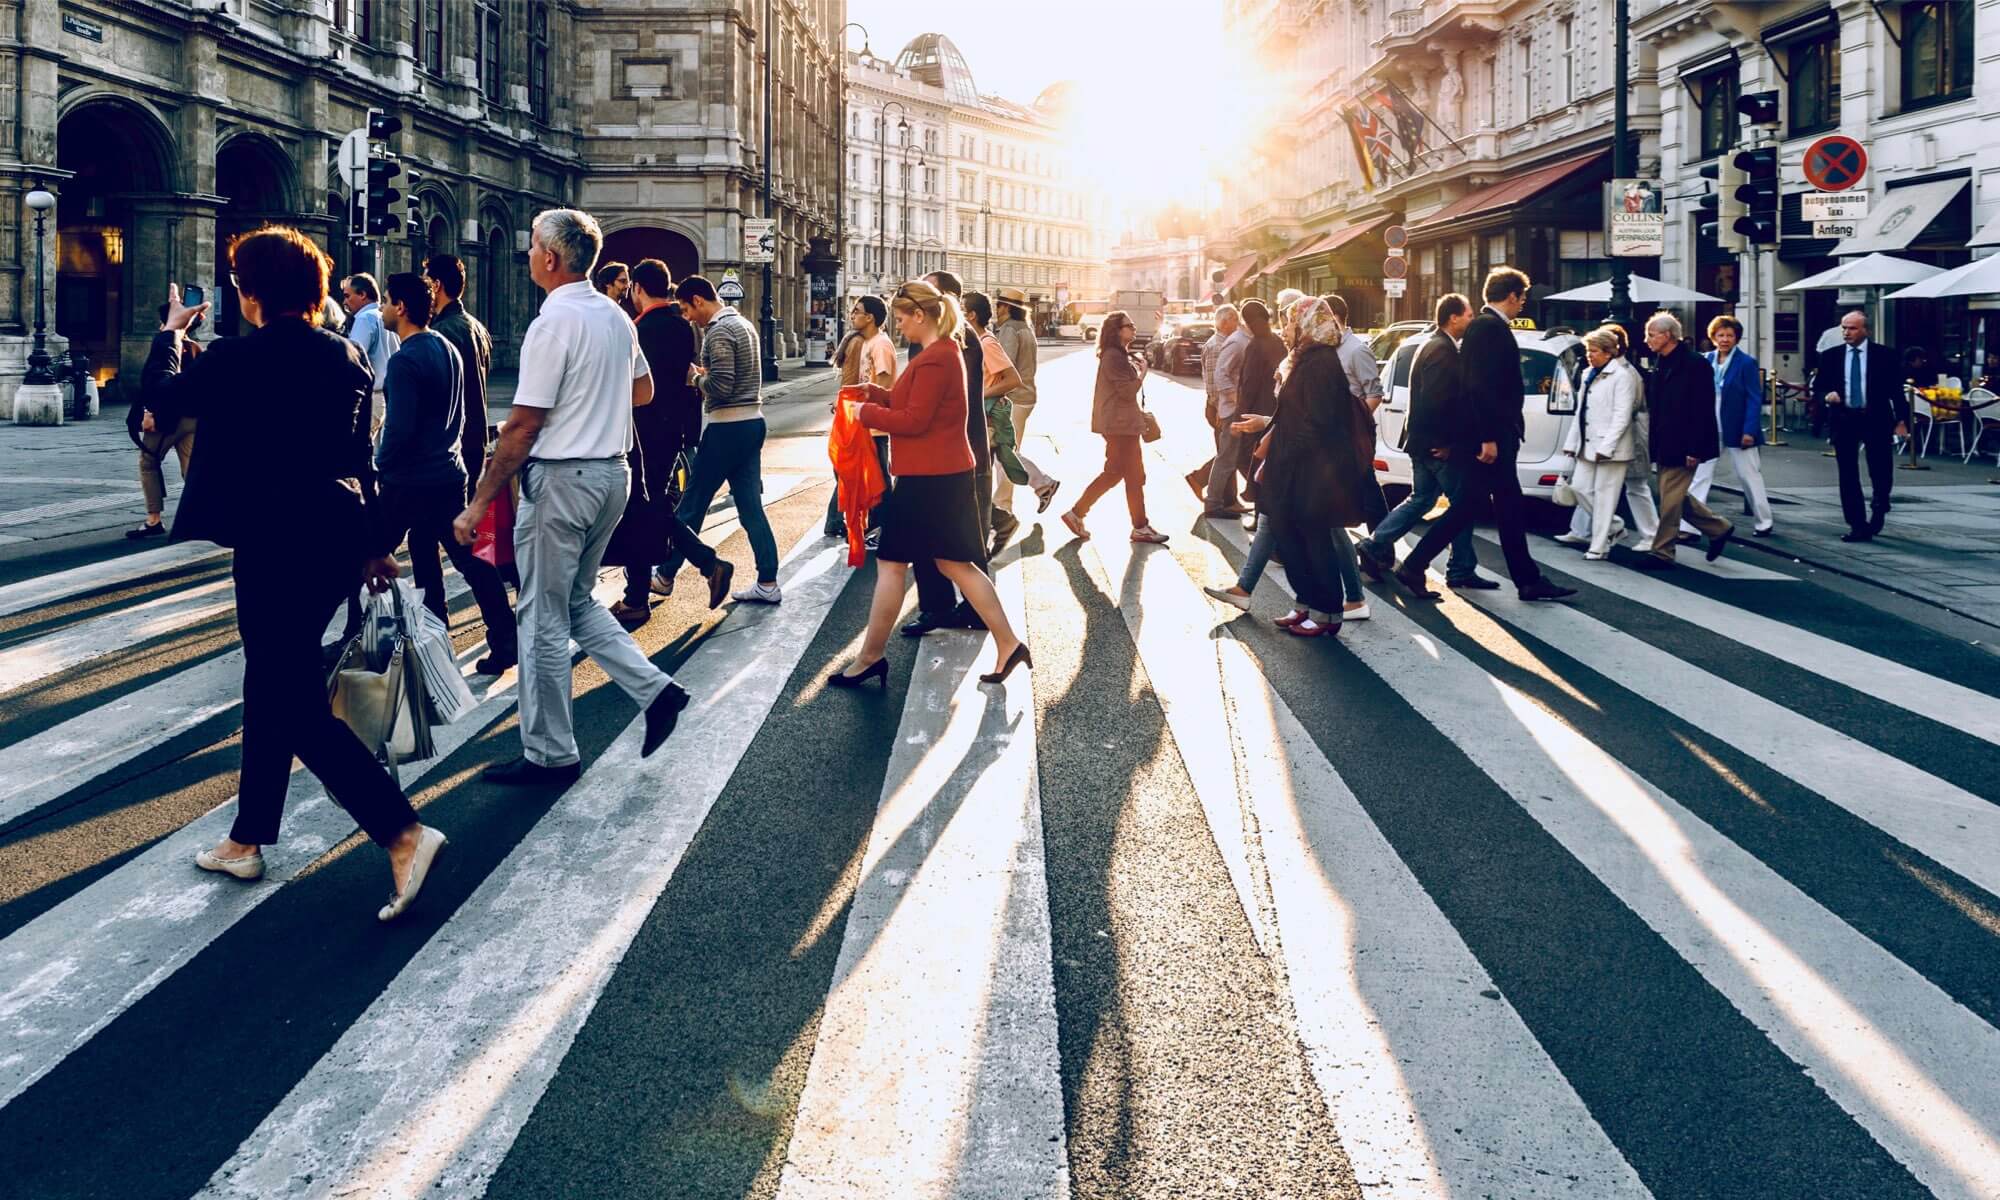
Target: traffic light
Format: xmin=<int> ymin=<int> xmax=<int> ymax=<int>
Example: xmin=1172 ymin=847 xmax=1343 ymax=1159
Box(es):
xmin=1736 ymin=90 xmax=1780 ymax=128
xmin=389 ymin=166 xmax=419 ymax=241
xmin=367 ymin=108 xmax=402 ymax=144
xmin=364 ymin=156 xmax=401 ymax=237
xmin=1731 ymin=146 xmax=1780 ymax=245
xmin=1697 ymin=161 xmax=1747 ymax=252
xmin=405 ymin=190 xmax=422 ymax=241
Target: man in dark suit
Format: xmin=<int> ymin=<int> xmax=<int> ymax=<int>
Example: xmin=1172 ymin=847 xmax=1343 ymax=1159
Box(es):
xmin=1355 ymin=292 xmax=1485 ymax=587
xmin=1813 ymin=309 xmax=1911 ymax=542
xmin=610 ymin=257 xmax=730 ymax=627
xmin=1638 ymin=312 xmax=1732 ymax=568
xmin=1393 ymin=268 xmax=1575 ymax=602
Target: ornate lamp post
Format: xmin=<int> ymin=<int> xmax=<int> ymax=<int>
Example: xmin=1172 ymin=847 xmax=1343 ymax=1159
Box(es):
xmin=979 ymin=203 xmax=993 ymax=294
xmin=901 ymin=141 xmax=924 ymax=281
xmin=759 ymin=0 xmax=778 ymax=382
xmin=24 ymin=186 xmax=58 ymax=385
xmin=836 ymin=22 xmax=873 ymax=342
xmin=879 ymin=100 xmax=909 ymax=292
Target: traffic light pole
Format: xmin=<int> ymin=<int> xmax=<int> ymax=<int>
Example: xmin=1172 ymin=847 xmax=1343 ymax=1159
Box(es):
xmin=1609 ymin=0 xmax=1632 ymax=329
xmin=759 ymin=0 xmax=779 ymax=384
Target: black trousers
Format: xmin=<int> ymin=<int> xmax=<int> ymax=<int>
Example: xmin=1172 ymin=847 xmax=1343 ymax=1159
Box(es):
xmin=1403 ymin=445 xmax=1544 ymax=590
xmin=381 ymin=481 xmax=517 ymax=658
xmin=621 ymin=413 xmax=713 ymax=605
xmin=1832 ymin=412 xmax=1895 ymax=532
xmin=1270 ymin=511 xmax=1343 ymax=614
xmin=915 ymin=462 xmax=993 ymax=616
xmin=233 ymin=547 xmax=419 ymax=847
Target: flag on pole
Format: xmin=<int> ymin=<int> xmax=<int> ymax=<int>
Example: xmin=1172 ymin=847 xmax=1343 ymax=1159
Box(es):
xmin=1342 ymin=106 xmax=1382 ymax=189
xmin=1370 ymin=85 xmax=1427 ymax=163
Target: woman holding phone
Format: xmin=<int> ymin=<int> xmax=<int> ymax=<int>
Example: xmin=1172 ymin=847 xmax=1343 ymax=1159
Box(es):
xmin=828 ymin=280 xmax=1030 ymax=688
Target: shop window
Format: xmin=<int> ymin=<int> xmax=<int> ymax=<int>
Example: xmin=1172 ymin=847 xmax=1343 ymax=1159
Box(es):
xmin=1787 ymin=30 xmax=1841 ymax=136
xmin=1556 ymin=230 xmax=1612 ymax=293
xmin=1690 ymin=62 xmax=1738 ymax=160
xmin=1902 ymin=1 xmax=1974 ymax=110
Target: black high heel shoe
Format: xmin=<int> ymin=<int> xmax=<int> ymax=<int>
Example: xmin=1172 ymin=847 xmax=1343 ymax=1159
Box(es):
xmin=979 ymin=644 xmax=1032 ymax=685
xmin=828 ymin=658 xmax=889 ymax=689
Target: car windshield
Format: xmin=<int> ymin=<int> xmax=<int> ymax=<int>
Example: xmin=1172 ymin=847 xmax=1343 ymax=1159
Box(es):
xmin=1372 ymin=325 xmax=1425 ymax=362
xmin=1179 ymin=323 xmax=1214 ymax=340
xmin=1521 ymin=348 xmax=1561 ymax=396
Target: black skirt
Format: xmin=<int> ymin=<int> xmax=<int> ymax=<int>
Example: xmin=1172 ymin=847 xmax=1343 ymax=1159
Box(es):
xmin=875 ymin=470 xmax=986 ymax=565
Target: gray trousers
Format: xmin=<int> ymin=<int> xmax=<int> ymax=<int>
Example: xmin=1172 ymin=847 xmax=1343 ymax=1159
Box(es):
xmin=516 ymin=456 xmax=673 ymax=768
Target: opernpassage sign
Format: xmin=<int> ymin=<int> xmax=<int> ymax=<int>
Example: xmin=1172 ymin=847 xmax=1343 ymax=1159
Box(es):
xmin=1803 ymin=135 xmax=1867 ymax=192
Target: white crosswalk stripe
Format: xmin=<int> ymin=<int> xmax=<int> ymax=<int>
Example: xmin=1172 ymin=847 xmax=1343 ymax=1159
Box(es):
xmin=5 ymin=439 xmax=2000 ymax=1200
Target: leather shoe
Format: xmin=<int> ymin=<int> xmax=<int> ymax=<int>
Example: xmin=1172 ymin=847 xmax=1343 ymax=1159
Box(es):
xmin=942 ymin=602 xmax=987 ymax=631
xmin=1517 ymin=580 xmax=1578 ymax=601
xmin=1705 ymin=527 xmax=1734 ymax=562
xmin=1354 ymin=541 xmax=1393 ymax=581
xmin=642 ymin=682 xmax=691 ymax=757
xmin=1841 ymin=529 xmax=1873 ymax=543
xmin=901 ymin=612 xmax=949 ymax=637
xmin=1634 ymin=555 xmax=1674 ymax=570
xmin=1447 ymin=575 xmax=1500 ymax=591
xmin=475 ymin=650 xmax=517 ymax=676
xmin=483 ymin=757 xmax=581 ymax=787
xmin=1393 ymin=564 xmax=1440 ymax=600
xmin=1868 ymin=512 xmax=1886 ymax=536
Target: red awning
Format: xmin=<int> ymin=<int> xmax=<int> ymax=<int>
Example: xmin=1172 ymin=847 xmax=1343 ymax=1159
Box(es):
xmin=1407 ymin=152 xmax=1607 ymax=235
xmin=1259 ymin=233 xmax=1326 ymax=277
xmin=1217 ymin=252 xmax=1262 ymax=293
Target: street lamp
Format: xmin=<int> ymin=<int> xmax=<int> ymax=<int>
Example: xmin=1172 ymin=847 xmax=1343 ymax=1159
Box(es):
xmin=901 ymin=142 xmax=925 ymax=282
xmin=759 ymin=0 xmax=778 ymax=382
xmin=1608 ymin=0 xmax=1633 ymax=331
xmin=23 ymin=186 xmax=57 ymax=385
xmin=879 ymin=101 xmax=908 ymax=291
xmin=836 ymin=22 xmax=873 ymax=341
xmin=979 ymin=203 xmax=993 ymax=295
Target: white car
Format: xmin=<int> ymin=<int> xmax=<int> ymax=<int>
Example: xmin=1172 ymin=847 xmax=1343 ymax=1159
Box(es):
xmin=1372 ymin=324 xmax=1585 ymax=501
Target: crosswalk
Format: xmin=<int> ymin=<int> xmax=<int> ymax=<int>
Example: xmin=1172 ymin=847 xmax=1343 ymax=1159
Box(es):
xmin=3 ymin=411 xmax=1999 ymax=1200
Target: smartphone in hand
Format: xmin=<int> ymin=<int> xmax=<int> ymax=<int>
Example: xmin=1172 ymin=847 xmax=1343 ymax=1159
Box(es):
xmin=182 ymin=284 xmax=206 ymax=311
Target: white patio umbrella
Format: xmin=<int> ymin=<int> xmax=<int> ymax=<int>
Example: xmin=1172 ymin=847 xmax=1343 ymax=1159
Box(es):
xmin=1780 ymin=253 xmax=1942 ymax=292
xmin=1544 ymin=275 xmax=1723 ymax=304
xmin=1883 ymin=254 xmax=2000 ymax=300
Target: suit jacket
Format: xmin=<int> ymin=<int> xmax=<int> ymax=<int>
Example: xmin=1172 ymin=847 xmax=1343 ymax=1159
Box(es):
xmin=1811 ymin=339 xmax=1911 ymax=437
xmin=1239 ymin=330 xmax=1286 ymax=417
xmin=633 ymin=303 xmax=702 ymax=454
xmin=430 ymin=301 xmax=493 ymax=486
xmin=1648 ymin=341 xmax=1721 ymax=467
xmin=142 ymin=319 xmax=383 ymax=557
xmin=1460 ymin=307 xmax=1525 ymax=446
xmin=1707 ymin=347 xmax=1763 ymax=447
xmin=1403 ymin=334 xmax=1464 ymax=458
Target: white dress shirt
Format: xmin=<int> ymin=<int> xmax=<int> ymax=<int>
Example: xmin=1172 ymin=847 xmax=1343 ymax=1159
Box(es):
xmin=514 ymin=279 xmax=651 ymax=460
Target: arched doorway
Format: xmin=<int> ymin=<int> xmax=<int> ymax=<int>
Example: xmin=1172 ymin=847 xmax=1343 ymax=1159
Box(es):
xmin=55 ymin=98 xmax=177 ymax=398
xmin=601 ymin=226 xmax=700 ymax=287
xmin=214 ymin=135 xmax=295 ymax=336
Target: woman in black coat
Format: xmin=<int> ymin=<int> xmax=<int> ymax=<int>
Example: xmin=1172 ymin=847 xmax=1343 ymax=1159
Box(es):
xmin=142 ymin=225 xmax=445 ymax=922
xmin=1232 ymin=297 xmax=1386 ymax=637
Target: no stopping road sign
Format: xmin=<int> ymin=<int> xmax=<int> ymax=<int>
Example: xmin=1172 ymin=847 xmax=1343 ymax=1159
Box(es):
xmin=1803 ymin=135 xmax=1867 ymax=192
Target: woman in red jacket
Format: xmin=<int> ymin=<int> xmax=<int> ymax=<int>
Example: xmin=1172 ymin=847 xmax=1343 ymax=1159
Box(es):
xmin=830 ymin=280 xmax=1030 ymax=687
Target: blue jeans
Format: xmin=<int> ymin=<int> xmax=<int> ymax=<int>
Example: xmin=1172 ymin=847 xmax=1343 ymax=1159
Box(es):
xmin=660 ymin=418 xmax=779 ymax=583
xmin=1240 ymin=513 xmax=1364 ymax=603
xmin=1362 ymin=454 xmax=1478 ymax=581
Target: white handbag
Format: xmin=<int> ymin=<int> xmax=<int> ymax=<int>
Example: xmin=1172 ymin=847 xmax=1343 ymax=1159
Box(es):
xmin=327 ymin=587 xmax=436 ymax=766
xmin=396 ymin=579 xmax=476 ymax=726
xmin=1552 ymin=479 xmax=1579 ymax=507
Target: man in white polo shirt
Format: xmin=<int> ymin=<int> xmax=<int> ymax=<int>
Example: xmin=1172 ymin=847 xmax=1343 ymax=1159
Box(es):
xmin=454 ymin=208 xmax=691 ymax=785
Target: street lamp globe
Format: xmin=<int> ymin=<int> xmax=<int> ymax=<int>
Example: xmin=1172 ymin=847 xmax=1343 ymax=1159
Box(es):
xmin=25 ymin=188 xmax=54 ymax=212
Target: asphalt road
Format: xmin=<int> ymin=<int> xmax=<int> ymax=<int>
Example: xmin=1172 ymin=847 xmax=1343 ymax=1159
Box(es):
xmin=3 ymin=343 xmax=1997 ymax=1199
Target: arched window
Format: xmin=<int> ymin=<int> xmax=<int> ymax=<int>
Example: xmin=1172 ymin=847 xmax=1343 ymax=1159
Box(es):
xmin=482 ymin=225 xmax=508 ymax=332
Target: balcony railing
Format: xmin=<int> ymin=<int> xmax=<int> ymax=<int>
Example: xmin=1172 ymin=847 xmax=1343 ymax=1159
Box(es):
xmin=1389 ymin=3 xmax=1427 ymax=36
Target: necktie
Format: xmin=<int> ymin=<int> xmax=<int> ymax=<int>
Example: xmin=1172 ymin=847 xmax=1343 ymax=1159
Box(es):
xmin=1848 ymin=346 xmax=1862 ymax=410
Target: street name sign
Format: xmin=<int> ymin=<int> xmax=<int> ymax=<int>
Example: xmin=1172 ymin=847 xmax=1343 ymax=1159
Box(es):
xmin=718 ymin=269 xmax=745 ymax=302
xmin=1801 ymin=192 xmax=1869 ymax=222
xmin=1803 ymin=135 xmax=1867 ymax=192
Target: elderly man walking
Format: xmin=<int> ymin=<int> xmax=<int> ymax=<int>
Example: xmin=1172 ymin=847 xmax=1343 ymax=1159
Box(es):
xmin=455 ymin=208 xmax=691 ymax=786
xmin=1200 ymin=304 xmax=1253 ymax=516
xmin=1639 ymin=312 xmax=1733 ymax=569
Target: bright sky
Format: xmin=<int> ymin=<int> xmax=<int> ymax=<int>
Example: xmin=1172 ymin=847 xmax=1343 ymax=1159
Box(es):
xmin=845 ymin=0 xmax=1239 ymax=216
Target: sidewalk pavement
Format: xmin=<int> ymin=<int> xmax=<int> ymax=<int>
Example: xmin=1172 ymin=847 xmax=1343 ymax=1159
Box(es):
xmin=0 ymin=358 xmax=843 ymax=550
xmin=1703 ymin=434 xmax=2000 ymax=628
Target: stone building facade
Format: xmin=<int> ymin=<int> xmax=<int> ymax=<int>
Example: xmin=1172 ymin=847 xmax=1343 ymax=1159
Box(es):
xmin=575 ymin=0 xmax=844 ymax=359
xmin=843 ymin=34 xmax=1104 ymax=330
xmin=1 ymin=0 xmax=585 ymax=416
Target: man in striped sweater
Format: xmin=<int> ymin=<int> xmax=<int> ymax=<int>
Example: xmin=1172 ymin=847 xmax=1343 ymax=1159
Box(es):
xmin=650 ymin=275 xmax=783 ymax=603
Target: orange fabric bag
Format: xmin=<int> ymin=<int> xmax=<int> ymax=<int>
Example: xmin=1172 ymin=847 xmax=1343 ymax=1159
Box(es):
xmin=828 ymin=388 xmax=886 ymax=566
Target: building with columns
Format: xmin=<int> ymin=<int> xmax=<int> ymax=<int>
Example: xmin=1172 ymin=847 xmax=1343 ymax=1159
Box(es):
xmin=1 ymin=0 xmax=848 ymax=419
xmin=843 ymin=34 xmax=1104 ymax=329
xmin=1 ymin=0 xmax=584 ymax=418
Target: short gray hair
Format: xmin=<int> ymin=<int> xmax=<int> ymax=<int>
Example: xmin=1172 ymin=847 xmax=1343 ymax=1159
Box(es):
xmin=531 ymin=208 xmax=604 ymax=276
xmin=1645 ymin=311 xmax=1683 ymax=340
xmin=1583 ymin=326 xmax=1623 ymax=356
xmin=1214 ymin=303 xmax=1240 ymax=323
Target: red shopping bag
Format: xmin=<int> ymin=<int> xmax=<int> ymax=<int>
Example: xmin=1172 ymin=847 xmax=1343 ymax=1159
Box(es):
xmin=472 ymin=483 xmax=517 ymax=568
xmin=828 ymin=387 xmax=886 ymax=567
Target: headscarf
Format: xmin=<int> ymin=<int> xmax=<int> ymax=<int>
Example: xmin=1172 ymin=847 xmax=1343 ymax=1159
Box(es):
xmin=1278 ymin=295 xmax=1343 ymax=386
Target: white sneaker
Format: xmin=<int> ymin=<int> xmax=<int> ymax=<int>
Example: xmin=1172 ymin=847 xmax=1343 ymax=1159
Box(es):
xmin=1342 ymin=602 xmax=1372 ymax=621
xmin=649 ymin=569 xmax=675 ymax=598
xmin=732 ymin=582 xmax=782 ymax=604
xmin=1553 ymin=532 xmax=1589 ymax=546
xmin=1203 ymin=584 xmax=1251 ymax=611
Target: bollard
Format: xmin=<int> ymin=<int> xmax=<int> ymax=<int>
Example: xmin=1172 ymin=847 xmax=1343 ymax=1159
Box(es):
xmin=1764 ymin=368 xmax=1787 ymax=447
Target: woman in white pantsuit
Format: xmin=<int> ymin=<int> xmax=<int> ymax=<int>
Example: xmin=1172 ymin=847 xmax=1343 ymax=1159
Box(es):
xmin=1561 ymin=326 xmax=1644 ymax=559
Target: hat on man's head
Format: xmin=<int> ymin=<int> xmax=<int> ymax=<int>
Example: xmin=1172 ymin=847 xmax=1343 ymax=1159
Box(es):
xmin=995 ymin=286 xmax=1029 ymax=307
